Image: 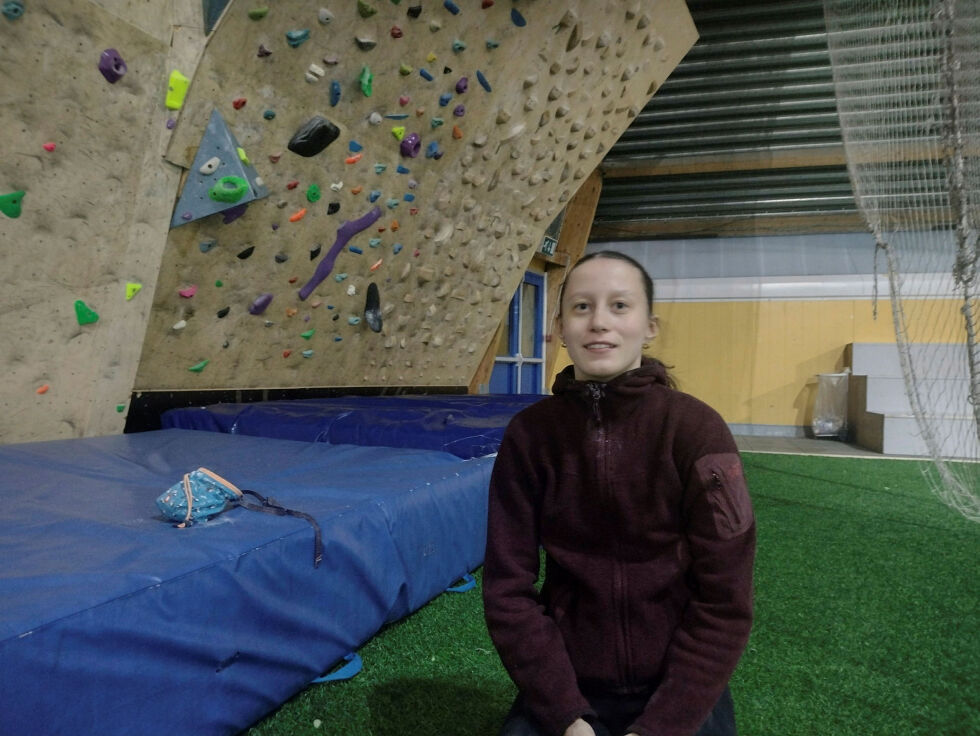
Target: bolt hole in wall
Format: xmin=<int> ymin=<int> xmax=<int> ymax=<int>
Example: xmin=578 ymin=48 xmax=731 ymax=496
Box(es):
xmin=491 ymin=271 xmax=546 ymax=394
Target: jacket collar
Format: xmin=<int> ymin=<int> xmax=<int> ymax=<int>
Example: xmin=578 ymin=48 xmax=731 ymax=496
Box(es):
xmin=552 ymin=357 xmax=669 ymax=398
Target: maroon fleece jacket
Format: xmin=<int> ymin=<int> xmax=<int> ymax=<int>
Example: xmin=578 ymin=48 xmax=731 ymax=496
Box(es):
xmin=483 ymin=360 xmax=755 ymax=736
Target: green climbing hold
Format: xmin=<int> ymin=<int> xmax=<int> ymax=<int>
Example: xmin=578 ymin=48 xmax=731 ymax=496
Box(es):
xmin=188 ymin=360 xmax=209 ymax=373
xmin=116 ymin=404 xmax=126 ymax=413
xmin=357 ymin=0 xmax=377 ymax=17
xmin=0 ymin=190 xmax=25 ymax=218
xmin=248 ymin=6 xmax=269 ymax=19
xmin=74 ymin=300 xmax=99 ymax=325
xmin=301 ymin=329 xmax=315 ymax=339
xmin=209 ymin=176 xmax=249 ymax=203
xmin=307 ymin=183 xmax=322 ymax=203
xmin=215 ymin=279 xmax=224 ymax=287
xmin=360 ymin=66 xmax=374 ymax=97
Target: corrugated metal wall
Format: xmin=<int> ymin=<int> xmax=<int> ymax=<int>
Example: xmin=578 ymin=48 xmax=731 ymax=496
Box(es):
xmin=593 ymin=0 xmax=861 ymax=240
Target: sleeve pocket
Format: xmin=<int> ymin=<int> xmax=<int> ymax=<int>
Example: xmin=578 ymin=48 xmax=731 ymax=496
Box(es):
xmin=693 ymin=453 xmax=754 ymax=540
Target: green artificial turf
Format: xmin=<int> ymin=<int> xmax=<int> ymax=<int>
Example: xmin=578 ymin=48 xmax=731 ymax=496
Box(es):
xmin=248 ymin=452 xmax=979 ymax=736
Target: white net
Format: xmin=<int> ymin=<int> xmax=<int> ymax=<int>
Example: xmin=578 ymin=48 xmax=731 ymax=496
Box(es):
xmin=823 ymin=0 xmax=980 ymax=521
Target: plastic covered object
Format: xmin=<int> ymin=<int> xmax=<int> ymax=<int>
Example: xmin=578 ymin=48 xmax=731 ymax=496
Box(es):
xmin=812 ymin=371 xmax=849 ymax=438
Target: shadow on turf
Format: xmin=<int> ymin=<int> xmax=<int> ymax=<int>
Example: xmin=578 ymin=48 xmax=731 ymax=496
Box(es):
xmin=367 ymin=676 xmax=515 ymax=735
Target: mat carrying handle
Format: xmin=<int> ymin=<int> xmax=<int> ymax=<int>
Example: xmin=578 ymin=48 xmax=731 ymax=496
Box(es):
xmin=445 ymin=572 xmax=476 ymax=593
xmin=311 ymin=652 xmax=363 ymax=684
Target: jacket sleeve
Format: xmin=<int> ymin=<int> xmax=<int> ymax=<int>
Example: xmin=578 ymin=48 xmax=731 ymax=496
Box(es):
xmin=482 ymin=423 xmax=594 ymax=736
xmin=629 ymin=420 xmax=756 ymax=736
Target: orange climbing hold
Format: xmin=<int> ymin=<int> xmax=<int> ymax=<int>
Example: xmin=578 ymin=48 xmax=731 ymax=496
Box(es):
xmin=283 ymin=349 xmax=292 ymax=358
xmin=370 ymin=258 xmax=384 ymax=271
xmin=345 ymin=153 xmax=363 ymax=164
xmin=351 ymin=185 xmax=364 ymax=195
xmin=36 ymin=384 xmax=50 ymax=395
xmin=390 ymin=219 xmax=400 ymax=231
xmin=285 ymin=307 xmax=298 ymax=317
xmin=452 ymin=125 xmax=463 ymax=139
xmin=289 ymin=208 xmax=308 ymax=222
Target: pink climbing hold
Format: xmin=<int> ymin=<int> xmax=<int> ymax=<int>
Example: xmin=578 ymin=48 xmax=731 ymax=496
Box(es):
xmin=43 ymin=142 xmax=56 ymax=152
xmin=178 ymin=285 xmax=198 ymax=298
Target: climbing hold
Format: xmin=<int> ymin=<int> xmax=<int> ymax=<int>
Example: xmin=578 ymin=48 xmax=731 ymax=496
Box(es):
xmin=209 ymin=176 xmax=249 ymax=203
xmin=368 ymin=190 xmax=381 ymax=203
xmin=443 ymin=1 xmax=459 ymax=15
xmin=249 ymin=293 xmax=274 ymax=315
xmin=349 ymin=245 xmax=363 ymax=254
xmin=116 ymin=404 xmax=126 ymax=413
xmin=288 ymin=116 xmax=340 ymax=157
xmin=511 ymin=8 xmax=526 ymax=26
xmin=391 ymin=126 xmax=407 ymax=141
xmin=330 ymin=80 xmax=341 ymax=106
xmin=307 ymin=184 xmax=322 ymax=202
xmin=385 ymin=113 xmax=409 ymax=120
xmin=232 ymin=97 xmax=247 ymax=109
xmin=486 ymin=39 xmax=499 ymax=49
xmin=399 ymin=64 xmax=412 ymax=77
xmin=351 ymin=185 xmax=363 ymax=194
xmin=215 ymin=279 xmax=224 ymax=287
xmin=172 ymin=320 xmax=187 ymax=330
xmin=476 ymin=70 xmax=491 ymax=91
xmin=455 ymin=77 xmax=468 ymax=94
xmin=425 ymin=141 xmax=442 ymax=159
xmin=236 ymin=147 xmax=251 ymax=165
xmin=74 ymin=300 xmax=99 ymax=325
xmin=237 ymin=245 xmax=256 ymax=259
xmin=452 ymin=125 xmax=463 ymax=139
xmin=374 ymin=163 xmax=388 ymax=173
xmin=355 ymin=37 xmax=377 ymax=51
xmin=348 ymin=316 xmax=362 ymax=326
xmin=330 ymin=181 xmax=344 ymax=191
xmin=360 ymin=66 xmax=373 ymax=96
xmin=125 ymin=283 xmax=142 ymax=300
xmin=482 ymin=0 xmax=494 ymax=7
xmin=258 ymin=44 xmax=273 ymax=57
xmin=289 ymin=208 xmax=308 ymax=222
xmin=399 ymin=132 xmax=421 ymax=157
xmin=346 ymin=152 xmax=363 ymax=164
xmin=453 ymin=104 xmax=465 ymax=117
xmin=431 ymin=117 xmax=444 ymax=128
xmin=298 ymin=206 xmax=383 ymax=300
xmin=199 ymin=156 xmax=221 ymax=175
xmin=285 ymin=307 xmax=298 ymax=317
xmin=391 ymin=26 xmax=403 ymax=39
xmin=318 ymin=8 xmax=333 ymax=23
xmin=407 ymin=178 xmax=417 ymax=188
xmin=386 ymin=198 xmax=400 ymax=209
xmin=403 ymin=193 xmax=415 ymax=202
xmin=301 ymin=329 xmax=315 ymax=339
xmin=439 ymin=93 xmax=452 ymax=107
xmin=326 ymin=202 xmax=340 ymax=217
xmin=286 ymin=180 xmax=300 ymax=191
xmin=269 ymin=152 xmax=282 ymax=163
xmin=452 ymin=39 xmax=466 ymax=52
xmin=188 ymin=360 xmax=209 ymax=373
xmin=275 ymin=252 xmax=289 ymax=263
xmin=369 ymin=237 xmax=382 ymax=247
xmin=357 ymin=0 xmax=377 ymax=17
xmin=286 ymin=29 xmax=311 ymax=48
xmin=283 ymin=350 xmax=292 ymax=358
xmin=349 ymin=140 xmax=364 ymax=153
xmin=364 ymin=282 xmax=382 ymax=332
xmin=419 ymin=68 xmax=434 ymax=82
xmin=407 ymin=5 xmax=422 ymax=18
xmin=248 ymin=7 xmax=269 ymax=20
xmin=217 ymin=306 xmax=230 ymax=318
xmin=41 ymin=142 xmax=56 ymax=153
xmin=368 ymin=112 xmax=383 ymax=125
xmin=199 ymin=238 xmax=217 ymax=253
xmin=262 ymin=109 xmax=276 ymax=122
xmin=98 ymin=49 xmax=127 ymax=83
xmin=178 ymin=285 xmax=198 ymax=298
xmin=311 ymin=243 xmax=323 ymax=259
xmin=398 ymin=95 xmax=411 ymax=107
xmin=393 ymin=243 xmax=403 ymax=254
xmin=0 ymin=191 xmax=25 ymax=218
xmin=36 ymin=384 xmax=50 ymax=395
xmin=165 ymin=70 xmax=190 ymax=110
xmin=370 ymin=258 xmax=384 ymax=272
xmin=335 ymin=273 xmax=348 ymax=282
xmin=2 ymin=0 xmax=24 ymax=20
xmin=308 ymin=63 xmax=326 ymax=80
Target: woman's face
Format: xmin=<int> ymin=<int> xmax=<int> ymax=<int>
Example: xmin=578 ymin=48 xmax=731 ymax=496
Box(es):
xmin=558 ymin=257 xmax=658 ymax=383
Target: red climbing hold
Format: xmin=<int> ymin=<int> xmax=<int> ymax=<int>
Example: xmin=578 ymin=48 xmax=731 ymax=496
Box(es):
xmin=287 ymin=180 xmax=299 ymax=190
xmin=232 ymin=97 xmax=247 ymax=109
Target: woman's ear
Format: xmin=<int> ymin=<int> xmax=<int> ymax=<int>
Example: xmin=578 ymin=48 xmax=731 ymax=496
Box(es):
xmin=647 ymin=314 xmax=660 ymax=342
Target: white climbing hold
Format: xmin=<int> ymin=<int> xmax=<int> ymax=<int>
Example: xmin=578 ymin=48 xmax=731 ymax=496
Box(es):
xmin=199 ymin=156 xmax=220 ymax=175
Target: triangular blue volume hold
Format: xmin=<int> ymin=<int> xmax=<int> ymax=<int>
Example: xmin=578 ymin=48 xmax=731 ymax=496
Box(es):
xmin=202 ymin=0 xmax=232 ymax=35
xmin=170 ymin=108 xmax=270 ymax=228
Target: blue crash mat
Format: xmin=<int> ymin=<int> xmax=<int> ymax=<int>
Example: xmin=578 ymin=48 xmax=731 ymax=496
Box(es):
xmin=0 ymin=429 xmax=494 ymax=736
xmin=162 ymin=394 xmax=542 ymax=458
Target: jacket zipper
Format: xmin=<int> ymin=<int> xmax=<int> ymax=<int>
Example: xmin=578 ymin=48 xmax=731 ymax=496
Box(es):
xmin=588 ymin=383 xmax=632 ymax=684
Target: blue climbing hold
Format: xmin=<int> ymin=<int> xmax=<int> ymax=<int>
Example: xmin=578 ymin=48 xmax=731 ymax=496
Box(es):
xmin=286 ymin=29 xmax=311 ymax=47
xmin=2 ymin=0 xmax=25 ymax=20
xmin=511 ymin=8 xmax=526 ymax=27
xmin=476 ymin=70 xmax=491 ymax=92
xmin=330 ymin=80 xmax=341 ymax=106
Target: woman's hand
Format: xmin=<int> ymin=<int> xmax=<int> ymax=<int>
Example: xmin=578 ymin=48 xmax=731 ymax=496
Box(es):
xmin=563 ymin=718 xmax=597 ymax=736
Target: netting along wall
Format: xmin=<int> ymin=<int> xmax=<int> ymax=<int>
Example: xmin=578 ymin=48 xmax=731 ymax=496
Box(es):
xmin=823 ymin=0 xmax=980 ymax=521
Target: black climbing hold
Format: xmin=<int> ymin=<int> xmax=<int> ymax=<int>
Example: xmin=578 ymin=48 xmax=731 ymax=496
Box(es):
xmin=332 ymin=313 xmax=340 ymax=321
xmin=287 ymin=116 xmax=341 ymax=157
xmin=327 ymin=201 xmax=340 ymax=215
xmin=365 ymin=282 xmax=383 ymax=333
xmin=310 ymin=243 xmax=322 ymax=259
xmin=217 ymin=306 xmax=231 ymax=318
xmin=407 ymin=5 xmax=422 ymax=18
xmin=275 ymin=252 xmax=289 ymax=263
xmin=443 ymin=66 xmax=452 ymax=74
xmin=237 ymin=245 xmax=255 ymax=259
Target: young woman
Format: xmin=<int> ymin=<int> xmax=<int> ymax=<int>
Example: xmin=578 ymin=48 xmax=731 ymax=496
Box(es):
xmin=483 ymin=251 xmax=755 ymax=736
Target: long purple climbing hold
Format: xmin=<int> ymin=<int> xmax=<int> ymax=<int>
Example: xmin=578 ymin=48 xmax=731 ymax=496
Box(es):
xmin=298 ymin=206 xmax=383 ymax=300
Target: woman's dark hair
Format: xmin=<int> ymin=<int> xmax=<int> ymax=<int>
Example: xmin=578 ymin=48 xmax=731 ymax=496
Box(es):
xmin=557 ymin=250 xmax=676 ymax=388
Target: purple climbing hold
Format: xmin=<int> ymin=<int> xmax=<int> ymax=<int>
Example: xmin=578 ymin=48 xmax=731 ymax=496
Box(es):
xmin=249 ymin=293 xmax=274 ymax=315
xmin=222 ymin=204 xmax=248 ymax=223
xmin=298 ymin=207 xmax=383 ymax=300
xmin=98 ymin=49 xmax=127 ymax=83
xmin=455 ymin=77 xmax=468 ymax=94
xmin=453 ymin=104 xmax=465 ymax=117
xmin=399 ymin=132 xmax=422 ymax=158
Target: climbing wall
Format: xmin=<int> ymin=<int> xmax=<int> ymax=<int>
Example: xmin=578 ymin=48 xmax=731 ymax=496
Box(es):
xmin=0 ymin=0 xmax=203 ymax=443
xmin=135 ymin=0 xmax=697 ymax=390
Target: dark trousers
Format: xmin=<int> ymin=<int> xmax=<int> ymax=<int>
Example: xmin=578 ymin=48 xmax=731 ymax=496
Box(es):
xmin=499 ymin=686 xmax=736 ymax=736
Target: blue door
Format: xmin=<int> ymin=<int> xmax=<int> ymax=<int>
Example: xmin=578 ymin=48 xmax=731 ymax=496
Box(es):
xmin=489 ymin=272 xmax=545 ymax=394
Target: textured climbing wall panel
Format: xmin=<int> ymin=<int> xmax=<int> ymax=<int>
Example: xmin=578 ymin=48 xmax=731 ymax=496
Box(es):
xmin=136 ymin=0 xmax=697 ymax=390
xmin=0 ymin=1 xmax=188 ymax=443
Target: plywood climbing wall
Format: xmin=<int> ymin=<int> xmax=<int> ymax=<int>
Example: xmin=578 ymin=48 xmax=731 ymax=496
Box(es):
xmin=0 ymin=0 xmax=203 ymax=443
xmin=135 ymin=0 xmax=697 ymax=390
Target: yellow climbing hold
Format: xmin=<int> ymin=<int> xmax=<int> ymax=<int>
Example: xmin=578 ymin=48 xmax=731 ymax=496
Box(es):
xmin=165 ymin=70 xmax=190 ymax=110
xmin=237 ymin=146 xmax=251 ymax=165
xmin=125 ymin=282 xmax=142 ymax=300
xmin=391 ymin=126 xmax=406 ymax=141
